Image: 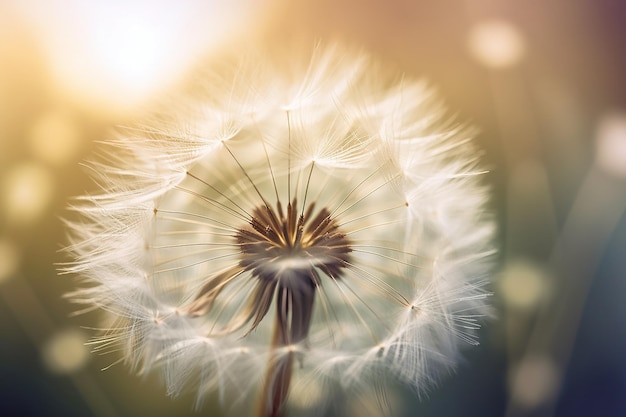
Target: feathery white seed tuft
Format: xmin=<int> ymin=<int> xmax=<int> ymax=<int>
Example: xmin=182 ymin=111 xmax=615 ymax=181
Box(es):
xmin=63 ymin=44 xmax=495 ymax=416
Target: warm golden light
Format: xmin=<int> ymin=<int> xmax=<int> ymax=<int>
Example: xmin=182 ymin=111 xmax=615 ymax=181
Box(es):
xmin=0 ymin=238 xmax=20 ymax=284
xmin=42 ymin=329 xmax=90 ymax=374
xmin=595 ymin=111 xmax=626 ymax=179
xmin=509 ymin=355 xmax=559 ymax=408
xmin=28 ymin=109 xmax=81 ymax=166
xmin=12 ymin=0 xmax=258 ymax=114
xmin=499 ymin=259 xmax=547 ymax=310
xmin=468 ymin=19 xmax=525 ymax=69
xmin=2 ymin=162 xmax=55 ymax=225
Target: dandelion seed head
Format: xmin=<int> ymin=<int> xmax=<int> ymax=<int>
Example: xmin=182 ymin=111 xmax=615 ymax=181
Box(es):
xmin=64 ymin=44 xmax=495 ymax=414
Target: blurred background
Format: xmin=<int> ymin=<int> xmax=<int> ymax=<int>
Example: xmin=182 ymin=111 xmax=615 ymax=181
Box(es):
xmin=1 ymin=0 xmax=625 ymax=416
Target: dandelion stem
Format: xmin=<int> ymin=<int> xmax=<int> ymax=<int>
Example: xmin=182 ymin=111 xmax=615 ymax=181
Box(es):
xmin=258 ymin=278 xmax=316 ymax=417
xmin=257 ymin=327 xmax=294 ymax=417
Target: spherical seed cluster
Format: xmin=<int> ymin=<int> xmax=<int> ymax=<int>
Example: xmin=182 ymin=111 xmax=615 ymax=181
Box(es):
xmin=64 ymin=45 xmax=495 ymax=414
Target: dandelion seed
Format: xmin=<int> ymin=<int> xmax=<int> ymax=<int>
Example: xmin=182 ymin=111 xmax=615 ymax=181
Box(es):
xmin=63 ymin=44 xmax=495 ymax=417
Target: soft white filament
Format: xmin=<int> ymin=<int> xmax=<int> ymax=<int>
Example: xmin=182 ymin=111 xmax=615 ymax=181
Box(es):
xmin=64 ymin=45 xmax=495 ymax=412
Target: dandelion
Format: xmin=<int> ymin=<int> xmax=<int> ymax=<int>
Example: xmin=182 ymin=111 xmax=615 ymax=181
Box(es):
xmin=64 ymin=44 xmax=495 ymax=417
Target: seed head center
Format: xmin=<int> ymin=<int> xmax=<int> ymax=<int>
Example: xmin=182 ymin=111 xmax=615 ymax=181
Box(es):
xmin=236 ymin=199 xmax=352 ymax=282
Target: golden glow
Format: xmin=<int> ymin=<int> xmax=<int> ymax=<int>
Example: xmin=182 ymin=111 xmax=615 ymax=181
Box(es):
xmin=0 ymin=238 xmax=20 ymax=284
xmin=509 ymin=355 xmax=559 ymax=408
xmin=468 ymin=19 xmax=525 ymax=69
xmin=2 ymin=162 xmax=55 ymax=225
xmin=499 ymin=260 xmax=546 ymax=310
xmin=595 ymin=112 xmax=626 ymax=179
xmin=42 ymin=329 xmax=89 ymax=374
xmin=28 ymin=109 xmax=81 ymax=165
xmin=13 ymin=0 xmax=258 ymax=114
